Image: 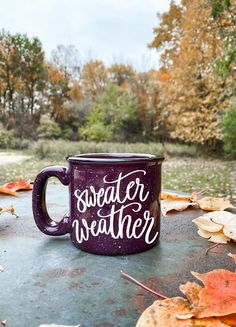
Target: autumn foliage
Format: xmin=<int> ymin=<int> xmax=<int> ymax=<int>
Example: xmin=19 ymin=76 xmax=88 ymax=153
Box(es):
xmin=0 ymin=1 xmax=235 ymax=153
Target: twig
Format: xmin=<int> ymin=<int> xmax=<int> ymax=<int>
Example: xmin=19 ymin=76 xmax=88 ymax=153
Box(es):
xmin=120 ymin=270 xmax=168 ymax=299
xmin=205 ymin=243 xmax=220 ymax=255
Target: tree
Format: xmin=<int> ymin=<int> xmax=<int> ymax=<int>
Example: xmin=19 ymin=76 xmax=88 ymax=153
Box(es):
xmin=51 ymin=44 xmax=81 ymax=81
xmin=148 ymin=0 xmax=183 ymax=68
xmin=149 ymin=0 xmax=229 ymax=150
xmin=107 ymin=63 xmax=136 ymax=86
xmin=79 ymin=84 xmax=139 ymax=142
xmin=81 ymin=60 xmax=108 ymax=100
xmin=0 ymin=30 xmax=46 ymax=138
xmin=44 ymin=62 xmax=71 ymax=123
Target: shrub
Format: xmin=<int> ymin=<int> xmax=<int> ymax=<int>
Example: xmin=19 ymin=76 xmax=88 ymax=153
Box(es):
xmin=221 ymin=106 xmax=236 ymax=158
xmin=79 ymin=121 xmax=112 ymax=142
xmin=0 ymin=124 xmax=29 ymax=149
xmin=31 ymin=139 xmax=197 ymax=160
xmin=37 ymin=114 xmax=62 ymax=139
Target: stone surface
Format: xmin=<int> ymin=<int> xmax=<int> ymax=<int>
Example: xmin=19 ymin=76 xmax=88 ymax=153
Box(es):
xmin=0 ymin=184 xmax=235 ymax=327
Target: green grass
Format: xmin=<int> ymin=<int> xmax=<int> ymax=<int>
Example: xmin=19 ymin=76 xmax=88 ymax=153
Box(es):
xmin=0 ymin=154 xmax=235 ymax=205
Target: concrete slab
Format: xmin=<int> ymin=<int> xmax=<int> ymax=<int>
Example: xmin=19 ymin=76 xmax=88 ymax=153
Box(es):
xmin=0 ymin=185 xmax=235 ymax=327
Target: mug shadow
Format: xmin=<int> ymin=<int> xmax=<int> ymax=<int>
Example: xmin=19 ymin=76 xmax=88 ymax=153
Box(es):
xmin=37 ymin=235 xmax=89 ymax=259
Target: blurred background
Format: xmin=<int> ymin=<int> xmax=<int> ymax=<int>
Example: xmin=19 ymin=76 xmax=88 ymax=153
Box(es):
xmin=0 ymin=0 xmax=235 ymax=202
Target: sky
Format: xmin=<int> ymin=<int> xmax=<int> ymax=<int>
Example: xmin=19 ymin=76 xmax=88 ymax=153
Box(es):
xmin=0 ymin=0 xmax=174 ymax=71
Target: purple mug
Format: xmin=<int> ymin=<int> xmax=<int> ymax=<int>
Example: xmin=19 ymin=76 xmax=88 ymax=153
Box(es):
xmin=32 ymin=153 xmax=164 ymax=255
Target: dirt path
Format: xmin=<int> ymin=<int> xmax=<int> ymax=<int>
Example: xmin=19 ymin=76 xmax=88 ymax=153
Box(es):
xmin=0 ymin=152 xmax=30 ymax=166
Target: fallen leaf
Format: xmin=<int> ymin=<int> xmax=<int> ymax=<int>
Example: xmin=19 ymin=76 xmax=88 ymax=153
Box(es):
xmin=161 ymin=192 xmax=193 ymax=201
xmin=136 ymin=297 xmax=193 ymax=327
xmin=0 ymin=205 xmax=15 ymax=216
xmin=197 ymin=197 xmax=233 ymax=211
xmin=197 ymin=228 xmax=214 ymax=238
xmin=197 ymin=228 xmax=231 ymax=244
xmin=220 ymin=313 xmax=236 ymax=325
xmin=132 ymin=254 xmax=236 ymax=326
xmin=0 ymin=265 xmax=4 ymax=272
xmin=161 ymin=199 xmax=195 ymax=216
xmin=135 ymin=297 xmax=232 ymax=326
xmin=0 ymin=186 xmax=17 ymax=196
xmin=208 ymin=232 xmax=230 ymax=244
xmin=193 ymin=215 xmax=223 ymax=233
xmin=193 ymin=211 xmax=236 ymax=243
xmin=179 ymin=282 xmax=202 ymax=308
xmin=210 ymin=211 xmax=236 ymax=226
xmin=223 ymin=221 xmax=236 ymax=241
xmin=190 ymin=269 xmax=236 ymax=318
xmin=3 ymin=179 xmax=33 ymax=192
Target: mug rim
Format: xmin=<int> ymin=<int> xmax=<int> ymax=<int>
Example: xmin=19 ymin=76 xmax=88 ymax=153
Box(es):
xmin=67 ymin=152 xmax=164 ymax=163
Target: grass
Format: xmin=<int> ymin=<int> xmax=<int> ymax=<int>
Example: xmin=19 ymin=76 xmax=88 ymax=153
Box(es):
xmin=31 ymin=139 xmax=197 ymax=160
xmin=0 ymin=150 xmax=235 ymax=205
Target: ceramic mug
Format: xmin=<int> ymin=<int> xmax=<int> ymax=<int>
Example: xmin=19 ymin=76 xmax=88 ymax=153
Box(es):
xmin=32 ymin=153 xmax=164 ymax=255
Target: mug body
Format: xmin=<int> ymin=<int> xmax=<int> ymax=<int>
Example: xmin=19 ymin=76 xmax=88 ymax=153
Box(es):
xmin=68 ymin=153 xmax=163 ymax=255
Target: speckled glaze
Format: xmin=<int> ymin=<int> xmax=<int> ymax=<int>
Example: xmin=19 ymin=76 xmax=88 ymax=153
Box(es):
xmin=32 ymin=153 xmax=164 ymax=255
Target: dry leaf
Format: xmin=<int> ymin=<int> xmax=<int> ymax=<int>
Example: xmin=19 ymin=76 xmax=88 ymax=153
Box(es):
xmin=193 ymin=211 xmax=236 ymax=243
xmin=136 ymin=297 xmax=193 ymax=327
xmin=135 ymin=296 xmax=233 ymax=326
xmin=3 ymin=179 xmax=33 ymax=192
xmin=0 ymin=186 xmax=17 ymax=196
xmin=208 ymin=232 xmax=230 ymax=244
xmin=190 ymin=268 xmax=236 ymax=318
xmin=209 ymin=211 xmax=236 ymax=226
xmin=179 ymin=282 xmax=202 ymax=309
xmin=223 ymin=221 xmax=236 ymax=241
xmin=0 ymin=205 xmax=15 ymax=216
xmin=161 ymin=199 xmax=195 ymax=216
xmin=0 ymin=179 xmax=33 ymax=196
xmin=161 ymin=192 xmax=193 ymax=201
xmin=161 ymin=191 xmax=234 ymax=216
xmin=197 ymin=197 xmax=233 ymax=211
xmin=135 ymin=254 xmax=236 ymax=326
xmin=0 ymin=265 xmax=4 ymax=272
xmin=193 ymin=215 xmax=223 ymax=233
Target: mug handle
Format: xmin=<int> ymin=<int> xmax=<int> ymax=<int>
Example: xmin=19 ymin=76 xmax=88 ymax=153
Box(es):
xmin=32 ymin=166 xmax=70 ymax=236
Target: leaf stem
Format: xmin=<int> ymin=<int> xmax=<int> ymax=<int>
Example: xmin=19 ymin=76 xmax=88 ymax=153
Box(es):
xmin=120 ymin=270 xmax=168 ymax=299
xmin=205 ymin=243 xmax=220 ymax=255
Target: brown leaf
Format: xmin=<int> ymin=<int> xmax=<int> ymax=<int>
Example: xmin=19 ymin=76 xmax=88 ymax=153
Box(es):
xmin=135 ymin=297 xmax=232 ymax=326
xmin=179 ymin=282 xmax=202 ymax=308
xmin=161 ymin=199 xmax=195 ymax=216
xmin=0 ymin=205 xmax=15 ymax=217
xmin=197 ymin=197 xmax=233 ymax=211
xmin=190 ymin=269 xmax=236 ymax=318
xmin=136 ymin=297 xmax=193 ymax=327
xmin=161 ymin=192 xmax=193 ymax=201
